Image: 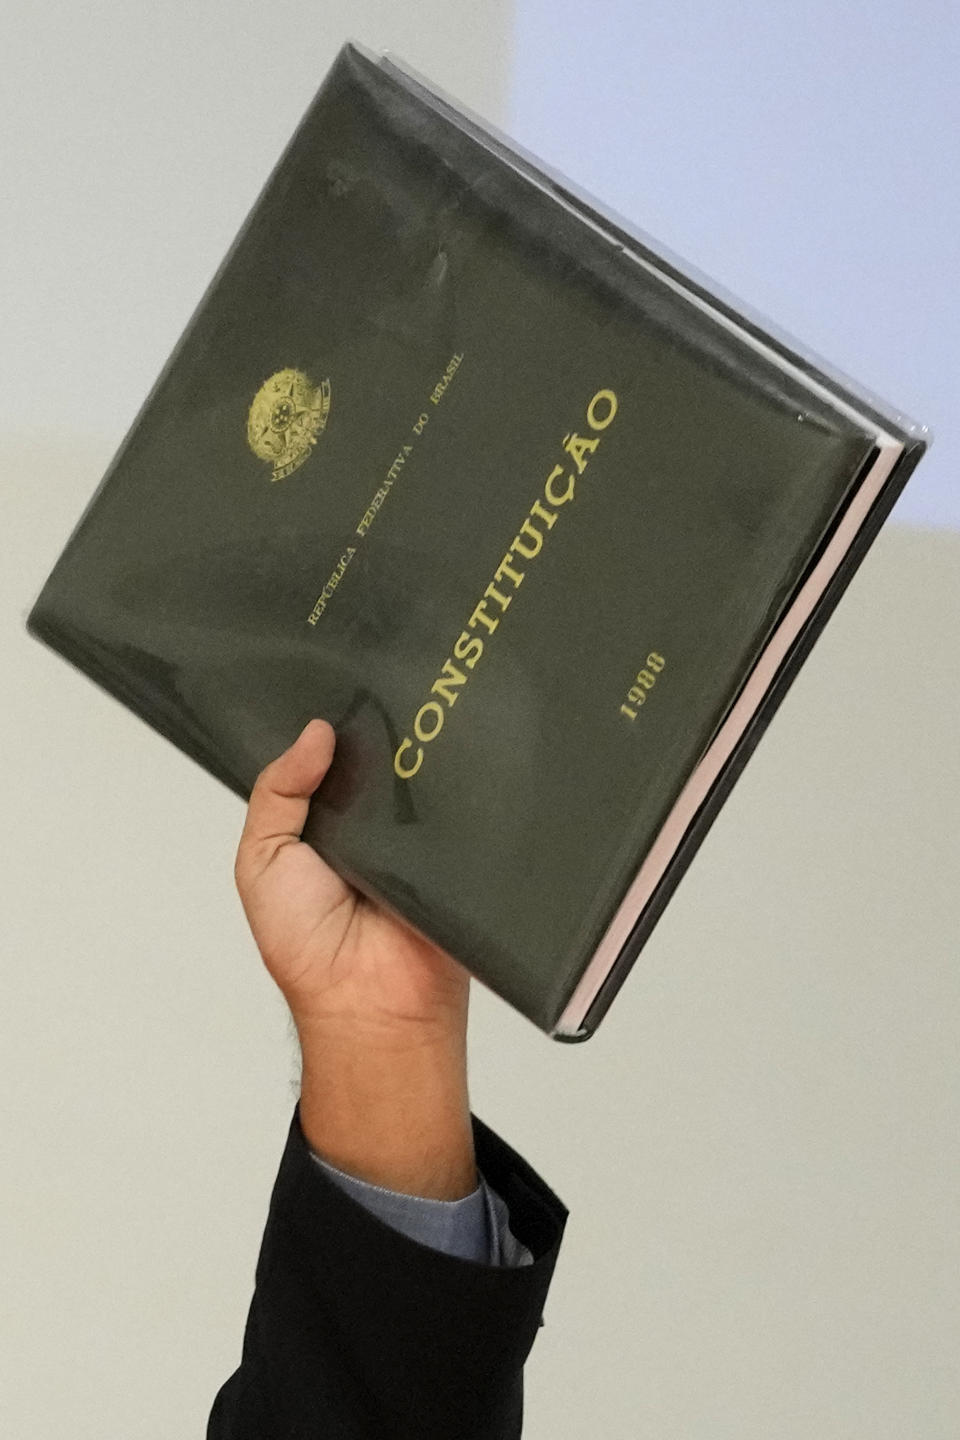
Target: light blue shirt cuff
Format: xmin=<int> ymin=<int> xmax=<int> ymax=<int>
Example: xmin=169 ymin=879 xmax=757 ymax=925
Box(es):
xmin=309 ymin=1150 xmax=534 ymax=1267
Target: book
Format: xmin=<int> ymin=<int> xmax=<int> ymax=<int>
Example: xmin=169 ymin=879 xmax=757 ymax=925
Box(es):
xmin=25 ymin=40 xmax=930 ymax=1042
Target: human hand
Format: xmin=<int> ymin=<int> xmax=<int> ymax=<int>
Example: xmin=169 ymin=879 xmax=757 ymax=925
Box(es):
xmin=233 ymin=718 xmax=471 ymax=1044
xmin=234 ymin=718 xmax=477 ymax=1198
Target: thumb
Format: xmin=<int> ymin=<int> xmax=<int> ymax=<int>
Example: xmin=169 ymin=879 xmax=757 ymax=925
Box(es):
xmin=235 ymin=718 xmax=336 ymax=885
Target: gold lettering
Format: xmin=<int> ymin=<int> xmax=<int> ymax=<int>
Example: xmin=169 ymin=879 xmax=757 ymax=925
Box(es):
xmin=394 ymin=384 xmax=617 ymax=773
xmin=429 ymin=352 xmax=464 ymax=405
xmin=468 ymin=598 xmax=500 ymax=633
xmin=562 ymin=430 xmax=599 ymax=473
xmin=414 ymin=701 xmax=445 ymax=742
xmin=620 ymin=650 xmax=665 ymax=725
xmin=453 ymin=631 xmax=484 ymax=667
xmin=544 ymin=463 xmax=575 ymax=507
xmin=431 ymin=659 xmax=468 ymax=706
xmin=483 ymin=582 xmax=512 ymax=612
xmin=512 ymin=517 xmax=544 ymax=559
xmin=394 ymin=738 xmax=424 ymax=778
xmin=494 ymin=553 xmax=525 ymax=588
xmin=587 ymin=388 xmax=618 ymax=430
xmin=308 ymin=546 xmax=357 ymax=623
xmin=529 ymin=498 xmax=558 ymax=530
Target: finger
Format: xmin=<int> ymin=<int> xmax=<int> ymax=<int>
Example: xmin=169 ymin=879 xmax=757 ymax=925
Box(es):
xmin=236 ymin=718 xmax=336 ymax=879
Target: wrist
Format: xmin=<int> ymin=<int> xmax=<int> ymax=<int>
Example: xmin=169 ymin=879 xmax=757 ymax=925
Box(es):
xmin=297 ymin=1021 xmax=477 ymax=1200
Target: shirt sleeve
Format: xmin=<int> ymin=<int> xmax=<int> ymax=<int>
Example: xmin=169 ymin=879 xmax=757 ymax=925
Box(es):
xmin=308 ymin=1149 xmax=535 ymax=1267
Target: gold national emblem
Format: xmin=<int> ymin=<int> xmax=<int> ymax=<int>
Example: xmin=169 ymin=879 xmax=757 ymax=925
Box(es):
xmin=246 ymin=368 xmax=331 ymax=480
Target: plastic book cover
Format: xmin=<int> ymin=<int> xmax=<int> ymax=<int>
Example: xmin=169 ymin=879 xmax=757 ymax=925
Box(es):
xmin=25 ymin=41 xmax=929 ymax=1040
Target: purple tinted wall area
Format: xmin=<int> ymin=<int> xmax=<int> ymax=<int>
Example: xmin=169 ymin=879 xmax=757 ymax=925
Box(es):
xmin=510 ymin=0 xmax=957 ymax=527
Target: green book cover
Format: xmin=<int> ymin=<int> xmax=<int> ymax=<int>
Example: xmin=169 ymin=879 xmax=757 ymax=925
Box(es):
xmin=25 ymin=41 xmax=929 ymax=1040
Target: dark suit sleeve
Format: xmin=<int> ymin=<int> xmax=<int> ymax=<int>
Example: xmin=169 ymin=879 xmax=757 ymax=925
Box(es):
xmin=207 ymin=1102 xmax=569 ymax=1440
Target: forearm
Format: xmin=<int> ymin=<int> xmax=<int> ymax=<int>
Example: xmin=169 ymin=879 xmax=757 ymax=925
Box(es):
xmin=296 ymin=1019 xmax=478 ymax=1200
xmin=209 ymin=1086 xmax=567 ymax=1440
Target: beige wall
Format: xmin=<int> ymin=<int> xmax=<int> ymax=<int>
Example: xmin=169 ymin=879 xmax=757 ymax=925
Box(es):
xmin=3 ymin=3 xmax=957 ymax=1436
xmin=479 ymin=522 xmax=960 ymax=1439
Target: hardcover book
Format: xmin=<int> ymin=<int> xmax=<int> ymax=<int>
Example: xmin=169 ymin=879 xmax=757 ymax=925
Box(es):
xmin=26 ymin=40 xmax=929 ymax=1041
